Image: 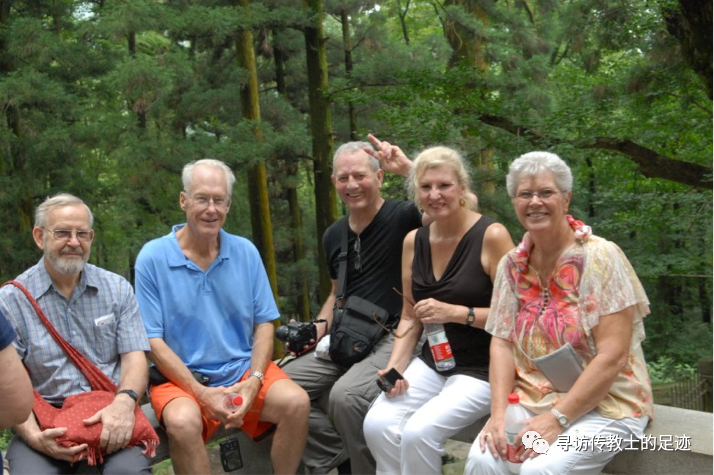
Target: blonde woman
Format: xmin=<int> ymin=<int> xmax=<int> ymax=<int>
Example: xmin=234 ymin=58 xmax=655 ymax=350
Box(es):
xmin=363 ymin=146 xmax=514 ymax=474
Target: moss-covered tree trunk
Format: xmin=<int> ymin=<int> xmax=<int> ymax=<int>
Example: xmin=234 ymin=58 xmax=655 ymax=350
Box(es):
xmin=304 ymin=0 xmax=338 ymax=303
xmin=236 ymin=0 xmax=279 ymax=303
xmin=274 ymin=36 xmax=311 ymax=322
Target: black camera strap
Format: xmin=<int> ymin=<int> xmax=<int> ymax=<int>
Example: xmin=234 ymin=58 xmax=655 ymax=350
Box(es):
xmin=335 ymin=219 xmax=350 ymax=310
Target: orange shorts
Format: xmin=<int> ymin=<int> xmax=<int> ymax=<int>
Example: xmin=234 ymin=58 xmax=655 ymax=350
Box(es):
xmin=149 ymin=361 xmax=289 ymax=442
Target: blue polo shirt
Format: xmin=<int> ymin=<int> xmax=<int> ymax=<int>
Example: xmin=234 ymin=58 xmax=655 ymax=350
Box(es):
xmin=0 ymin=310 xmax=15 ymax=351
xmin=0 ymin=311 xmax=16 ymax=466
xmin=134 ymin=225 xmax=280 ymax=387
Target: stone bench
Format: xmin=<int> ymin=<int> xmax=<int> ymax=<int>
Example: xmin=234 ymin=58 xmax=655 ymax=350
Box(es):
xmin=141 ymin=404 xmax=276 ymax=474
xmin=68 ymin=404 xmax=273 ymax=474
xmin=141 ymin=403 xmax=712 ymax=474
xmin=450 ymin=404 xmax=713 ymax=474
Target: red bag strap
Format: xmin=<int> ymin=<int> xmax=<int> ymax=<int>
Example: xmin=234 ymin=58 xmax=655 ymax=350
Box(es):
xmin=3 ymin=280 xmax=117 ymax=393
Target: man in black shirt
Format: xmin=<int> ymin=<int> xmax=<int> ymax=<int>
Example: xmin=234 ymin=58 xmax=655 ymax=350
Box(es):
xmin=283 ymin=135 xmax=424 ymax=474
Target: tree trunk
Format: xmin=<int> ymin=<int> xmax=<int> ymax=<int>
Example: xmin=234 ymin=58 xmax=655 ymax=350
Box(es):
xmin=585 ymin=156 xmax=596 ymax=218
xmin=397 ymin=0 xmax=411 ymax=45
xmin=443 ymin=0 xmax=490 ymax=70
xmin=304 ymin=0 xmax=339 ymax=303
xmin=443 ymin=0 xmax=494 ymax=206
xmin=274 ymin=34 xmax=311 ymax=322
xmin=236 ymin=0 xmax=279 ymax=302
xmin=663 ymin=0 xmax=712 ymax=99
xmin=340 ymin=9 xmax=358 ymax=140
xmin=0 ymin=0 xmax=33 ymax=250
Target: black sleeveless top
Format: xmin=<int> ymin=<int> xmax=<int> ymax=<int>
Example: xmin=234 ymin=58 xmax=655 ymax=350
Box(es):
xmin=413 ymin=216 xmax=495 ymax=381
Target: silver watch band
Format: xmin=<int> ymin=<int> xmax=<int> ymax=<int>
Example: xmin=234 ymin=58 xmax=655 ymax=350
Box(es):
xmin=249 ymin=370 xmax=264 ymax=385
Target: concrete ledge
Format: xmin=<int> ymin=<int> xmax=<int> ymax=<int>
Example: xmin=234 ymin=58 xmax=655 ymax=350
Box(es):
xmin=142 ymin=404 xmax=274 ymax=474
xmin=450 ymin=405 xmax=712 ymax=475
xmin=603 ymin=404 xmax=712 ymax=475
xmin=77 ymin=404 xmax=273 ymax=475
xmin=141 ymin=403 xmax=711 ymax=474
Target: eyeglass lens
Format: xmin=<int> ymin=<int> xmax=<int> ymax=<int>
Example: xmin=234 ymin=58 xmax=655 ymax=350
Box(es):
xmin=517 ymin=189 xmax=559 ymax=201
xmin=46 ymin=229 xmax=93 ymax=242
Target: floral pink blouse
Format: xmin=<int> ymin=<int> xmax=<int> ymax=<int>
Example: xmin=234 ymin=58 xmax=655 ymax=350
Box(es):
xmin=486 ymin=233 xmax=653 ymax=421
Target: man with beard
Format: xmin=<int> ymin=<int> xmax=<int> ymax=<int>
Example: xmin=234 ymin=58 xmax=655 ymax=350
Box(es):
xmin=0 ymin=193 xmax=152 ymax=475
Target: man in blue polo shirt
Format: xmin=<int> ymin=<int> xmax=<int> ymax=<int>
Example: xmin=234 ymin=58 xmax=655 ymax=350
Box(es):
xmin=0 ymin=310 xmax=33 ymax=466
xmin=134 ymin=158 xmax=309 ymax=474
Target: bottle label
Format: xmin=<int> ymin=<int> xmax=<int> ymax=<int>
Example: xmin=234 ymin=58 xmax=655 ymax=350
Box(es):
xmin=427 ymin=332 xmax=454 ymax=362
xmin=506 ymin=430 xmax=522 ymax=464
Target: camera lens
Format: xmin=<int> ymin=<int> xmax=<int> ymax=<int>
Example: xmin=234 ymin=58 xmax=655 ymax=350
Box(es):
xmin=275 ymin=325 xmax=290 ymax=342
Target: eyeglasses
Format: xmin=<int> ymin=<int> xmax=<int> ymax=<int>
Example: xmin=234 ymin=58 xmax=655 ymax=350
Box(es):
xmin=515 ymin=189 xmax=564 ymax=201
xmin=379 ymin=286 xmax=418 ymax=339
xmin=185 ymin=193 xmax=231 ymax=210
xmin=354 ymin=235 xmax=362 ymax=272
xmin=43 ymin=228 xmax=94 ymax=242
xmin=335 ymin=171 xmax=377 ymax=184
xmin=370 ymin=311 xmax=415 ymax=339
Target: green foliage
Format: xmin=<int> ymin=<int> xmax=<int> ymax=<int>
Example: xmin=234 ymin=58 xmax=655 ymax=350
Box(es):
xmin=0 ymin=0 xmax=709 ymax=365
xmin=0 ymin=429 xmax=11 ymax=452
xmin=647 ymin=356 xmax=697 ymax=385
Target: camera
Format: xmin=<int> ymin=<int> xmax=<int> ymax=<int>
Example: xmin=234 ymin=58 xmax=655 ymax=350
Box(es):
xmin=276 ymin=321 xmax=317 ymax=354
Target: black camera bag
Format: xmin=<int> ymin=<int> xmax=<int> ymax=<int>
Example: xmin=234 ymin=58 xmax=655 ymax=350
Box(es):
xmin=330 ymin=296 xmax=389 ymax=367
xmin=328 ymin=221 xmax=391 ymax=367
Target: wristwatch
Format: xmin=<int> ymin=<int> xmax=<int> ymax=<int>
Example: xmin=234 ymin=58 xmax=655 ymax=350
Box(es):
xmin=116 ymin=389 xmax=139 ymax=404
xmin=248 ymin=370 xmax=265 ymax=385
xmin=466 ymin=307 xmax=475 ymax=326
xmin=551 ymin=407 xmax=570 ymax=429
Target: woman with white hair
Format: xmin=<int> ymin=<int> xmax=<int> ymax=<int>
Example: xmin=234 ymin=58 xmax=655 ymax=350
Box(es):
xmin=465 ymin=151 xmax=653 ymax=474
xmin=363 ymin=146 xmax=514 ymax=474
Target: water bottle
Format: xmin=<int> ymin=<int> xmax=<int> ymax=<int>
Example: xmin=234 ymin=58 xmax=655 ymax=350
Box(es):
xmin=223 ymin=393 xmax=243 ymax=412
xmin=505 ymin=392 xmax=529 ymax=474
xmin=424 ymin=322 xmax=456 ymax=371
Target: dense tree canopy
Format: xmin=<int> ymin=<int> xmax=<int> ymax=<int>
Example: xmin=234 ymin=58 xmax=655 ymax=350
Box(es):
xmin=0 ymin=0 xmax=710 ymax=368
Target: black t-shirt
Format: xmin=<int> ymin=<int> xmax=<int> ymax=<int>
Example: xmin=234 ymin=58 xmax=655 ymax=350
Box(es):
xmin=412 ymin=216 xmax=496 ymax=381
xmin=323 ymin=200 xmax=423 ymax=323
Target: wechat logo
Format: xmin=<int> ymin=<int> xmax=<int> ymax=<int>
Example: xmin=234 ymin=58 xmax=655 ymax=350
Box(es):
xmin=522 ymin=431 xmax=550 ymax=455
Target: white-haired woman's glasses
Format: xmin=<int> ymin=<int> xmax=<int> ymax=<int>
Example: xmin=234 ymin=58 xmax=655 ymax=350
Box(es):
xmin=515 ymin=189 xmax=566 ymax=201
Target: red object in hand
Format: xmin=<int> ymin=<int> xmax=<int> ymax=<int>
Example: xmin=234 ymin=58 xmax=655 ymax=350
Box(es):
xmin=223 ymin=394 xmax=243 ymax=412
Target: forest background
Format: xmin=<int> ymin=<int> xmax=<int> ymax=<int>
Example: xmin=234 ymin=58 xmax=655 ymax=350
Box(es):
xmin=0 ymin=0 xmax=711 ymax=385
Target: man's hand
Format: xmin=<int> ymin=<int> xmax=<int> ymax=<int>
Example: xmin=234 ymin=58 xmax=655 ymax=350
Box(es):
xmin=285 ymin=319 xmax=326 ymax=355
xmin=365 ymin=133 xmax=413 ymax=177
xmin=30 ymin=427 xmax=89 ymax=462
xmin=223 ymin=378 xmax=261 ymax=430
xmin=196 ymin=386 xmax=232 ymax=424
xmin=83 ymin=395 xmax=136 ymax=454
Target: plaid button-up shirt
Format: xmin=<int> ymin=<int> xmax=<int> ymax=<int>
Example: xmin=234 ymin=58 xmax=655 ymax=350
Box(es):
xmin=0 ymin=258 xmax=150 ymax=405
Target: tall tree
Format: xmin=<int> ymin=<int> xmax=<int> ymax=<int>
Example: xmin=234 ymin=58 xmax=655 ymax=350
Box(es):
xmin=339 ymin=7 xmax=358 ymax=140
xmin=274 ymin=30 xmax=311 ymax=321
xmin=304 ymin=0 xmax=338 ymax=302
xmin=236 ymin=0 xmax=279 ymax=300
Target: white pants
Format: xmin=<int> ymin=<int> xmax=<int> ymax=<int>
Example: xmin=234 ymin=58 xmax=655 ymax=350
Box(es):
xmin=364 ymin=358 xmax=491 ymax=475
xmin=465 ymin=408 xmax=649 ymax=475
